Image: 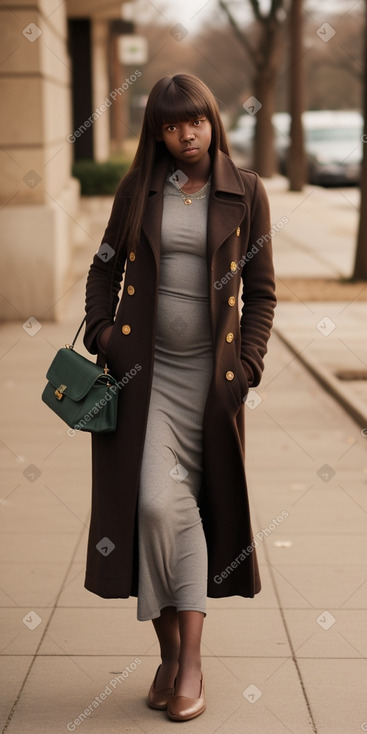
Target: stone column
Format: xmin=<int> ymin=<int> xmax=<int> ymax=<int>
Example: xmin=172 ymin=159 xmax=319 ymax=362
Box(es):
xmin=91 ymin=19 xmax=111 ymax=163
xmin=0 ymin=0 xmax=80 ymax=321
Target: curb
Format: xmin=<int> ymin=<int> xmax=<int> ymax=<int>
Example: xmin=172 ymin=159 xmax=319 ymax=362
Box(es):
xmin=274 ymin=328 xmax=367 ymax=431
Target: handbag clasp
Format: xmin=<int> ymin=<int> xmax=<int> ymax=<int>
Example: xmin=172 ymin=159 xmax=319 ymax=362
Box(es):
xmin=55 ymin=384 xmax=67 ymax=400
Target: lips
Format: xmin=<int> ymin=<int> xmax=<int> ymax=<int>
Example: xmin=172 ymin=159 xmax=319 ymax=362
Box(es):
xmin=182 ymin=147 xmax=198 ymax=153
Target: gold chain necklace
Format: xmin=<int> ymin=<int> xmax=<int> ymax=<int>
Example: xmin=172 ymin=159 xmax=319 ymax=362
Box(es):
xmin=170 ymin=171 xmax=212 ymax=205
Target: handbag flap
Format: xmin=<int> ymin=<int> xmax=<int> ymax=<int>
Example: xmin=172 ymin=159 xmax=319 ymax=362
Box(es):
xmin=46 ymin=347 xmax=112 ymax=401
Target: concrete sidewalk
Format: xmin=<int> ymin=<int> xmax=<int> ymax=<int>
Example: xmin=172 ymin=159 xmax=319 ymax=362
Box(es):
xmin=1 ymin=323 xmax=366 ymax=734
xmin=1 ymin=182 xmax=367 ymax=733
xmin=264 ymin=177 xmax=367 ymax=430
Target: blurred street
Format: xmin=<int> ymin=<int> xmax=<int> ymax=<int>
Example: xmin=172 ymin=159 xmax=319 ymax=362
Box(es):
xmin=1 ymin=180 xmax=367 ymax=733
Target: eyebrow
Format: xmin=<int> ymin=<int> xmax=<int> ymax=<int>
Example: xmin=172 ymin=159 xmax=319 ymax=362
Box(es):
xmin=163 ymin=116 xmax=207 ymax=125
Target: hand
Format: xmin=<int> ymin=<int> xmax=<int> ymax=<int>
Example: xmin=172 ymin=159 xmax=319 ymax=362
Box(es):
xmin=99 ymin=325 xmax=113 ymax=353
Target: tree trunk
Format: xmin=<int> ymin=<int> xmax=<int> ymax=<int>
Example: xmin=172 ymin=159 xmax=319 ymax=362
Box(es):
xmin=252 ymin=69 xmax=277 ymax=177
xmin=252 ymin=19 xmax=284 ymax=177
xmin=287 ymin=0 xmax=306 ymax=191
xmin=352 ymin=2 xmax=367 ymax=280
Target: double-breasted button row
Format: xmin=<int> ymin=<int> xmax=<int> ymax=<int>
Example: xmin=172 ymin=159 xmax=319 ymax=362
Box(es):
xmin=123 ymin=252 xmax=136 ymax=333
xmin=226 ymin=293 xmax=235 ymax=379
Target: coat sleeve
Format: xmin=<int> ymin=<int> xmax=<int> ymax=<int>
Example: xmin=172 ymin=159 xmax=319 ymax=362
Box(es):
xmin=240 ymin=171 xmax=276 ymax=387
xmin=83 ymin=187 xmax=128 ymax=355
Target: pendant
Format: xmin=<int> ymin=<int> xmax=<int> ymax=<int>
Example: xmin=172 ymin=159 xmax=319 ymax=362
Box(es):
xmin=184 ymin=198 xmax=192 ymax=205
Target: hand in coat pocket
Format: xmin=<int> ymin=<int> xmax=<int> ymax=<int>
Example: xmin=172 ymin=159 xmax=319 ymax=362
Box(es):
xmin=237 ymin=362 xmax=250 ymax=404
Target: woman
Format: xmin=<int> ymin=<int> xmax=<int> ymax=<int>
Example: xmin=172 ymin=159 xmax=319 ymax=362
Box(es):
xmin=83 ymin=73 xmax=276 ymax=721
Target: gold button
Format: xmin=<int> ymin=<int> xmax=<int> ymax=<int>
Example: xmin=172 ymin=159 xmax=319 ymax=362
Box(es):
xmin=121 ymin=324 xmax=131 ymax=335
xmin=230 ymin=261 xmax=237 ymax=272
xmin=226 ymin=332 xmax=234 ymax=343
xmin=228 ymin=296 xmax=236 ymax=306
xmin=236 ymin=226 xmax=240 ymax=236
xmin=225 ymin=370 xmax=234 ymax=381
xmin=129 ymin=252 xmax=136 ymax=261
xmin=127 ymin=285 xmax=135 ymax=295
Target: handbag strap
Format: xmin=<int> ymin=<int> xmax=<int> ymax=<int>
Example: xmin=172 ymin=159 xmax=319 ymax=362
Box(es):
xmin=70 ymin=317 xmax=86 ymax=349
xmin=69 ymin=316 xmax=109 ymax=375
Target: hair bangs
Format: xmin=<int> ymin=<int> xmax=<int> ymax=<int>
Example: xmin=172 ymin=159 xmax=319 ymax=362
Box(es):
xmin=147 ymin=79 xmax=210 ymax=138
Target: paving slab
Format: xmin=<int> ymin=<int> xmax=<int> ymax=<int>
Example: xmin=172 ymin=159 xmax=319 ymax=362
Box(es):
xmin=281 ymin=608 xmax=367 ymax=659
xmin=270 ymin=564 xmax=367 ymax=610
xmin=0 ymin=608 xmax=54 ymax=656
xmin=37 ymin=608 xmax=159 ymax=658
xmin=297 ymin=659 xmax=367 ymax=734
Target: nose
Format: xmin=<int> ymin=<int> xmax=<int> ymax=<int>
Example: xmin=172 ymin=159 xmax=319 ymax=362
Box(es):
xmin=180 ymin=124 xmax=194 ymax=142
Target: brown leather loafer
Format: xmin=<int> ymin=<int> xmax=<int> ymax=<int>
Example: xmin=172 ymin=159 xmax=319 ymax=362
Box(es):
xmin=167 ymin=672 xmax=206 ymax=721
xmin=148 ymin=664 xmax=174 ymax=710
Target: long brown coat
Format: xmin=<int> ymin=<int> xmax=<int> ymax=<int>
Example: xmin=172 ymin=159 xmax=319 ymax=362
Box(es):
xmin=83 ymin=150 xmax=276 ymax=600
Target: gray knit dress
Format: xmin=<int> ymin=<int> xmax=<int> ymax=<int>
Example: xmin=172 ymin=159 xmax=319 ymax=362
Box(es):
xmin=137 ymin=173 xmax=213 ymax=621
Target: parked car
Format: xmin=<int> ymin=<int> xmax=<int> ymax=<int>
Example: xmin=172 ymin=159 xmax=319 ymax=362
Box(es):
xmin=303 ymin=110 xmax=363 ymax=186
xmin=228 ymin=109 xmax=363 ymax=186
xmin=227 ymin=112 xmax=289 ymax=166
xmin=226 ymin=114 xmax=256 ymax=166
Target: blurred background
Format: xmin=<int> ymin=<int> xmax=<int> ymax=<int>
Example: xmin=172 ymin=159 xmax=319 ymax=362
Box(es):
xmin=1 ymin=0 xmax=367 ymax=321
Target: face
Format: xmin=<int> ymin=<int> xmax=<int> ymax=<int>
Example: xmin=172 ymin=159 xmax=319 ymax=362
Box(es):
xmin=160 ymin=116 xmax=212 ymax=166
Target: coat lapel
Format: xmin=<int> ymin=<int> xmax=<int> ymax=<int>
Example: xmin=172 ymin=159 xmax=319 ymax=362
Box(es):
xmin=207 ymin=151 xmax=247 ymax=263
xmin=141 ymin=156 xmax=169 ymax=270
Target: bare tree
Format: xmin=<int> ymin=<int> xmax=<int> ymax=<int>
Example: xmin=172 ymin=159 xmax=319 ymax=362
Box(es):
xmin=287 ymin=0 xmax=306 ymax=190
xmin=352 ymin=0 xmax=367 ymax=280
xmin=219 ymin=0 xmax=287 ymax=177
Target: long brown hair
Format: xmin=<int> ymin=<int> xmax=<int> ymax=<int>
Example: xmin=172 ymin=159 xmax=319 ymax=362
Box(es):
xmin=118 ymin=74 xmax=230 ymax=254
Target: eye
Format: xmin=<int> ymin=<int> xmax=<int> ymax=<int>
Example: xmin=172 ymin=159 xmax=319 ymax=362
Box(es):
xmin=193 ymin=118 xmax=206 ymax=126
xmin=165 ymin=124 xmax=176 ymax=132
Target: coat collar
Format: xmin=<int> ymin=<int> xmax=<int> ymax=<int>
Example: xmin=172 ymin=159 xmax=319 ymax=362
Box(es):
xmin=141 ymin=150 xmax=247 ymax=266
xmin=146 ymin=149 xmax=246 ymax=195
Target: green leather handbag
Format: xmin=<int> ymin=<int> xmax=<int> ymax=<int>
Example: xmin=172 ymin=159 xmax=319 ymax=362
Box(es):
xmin=42 ymin=318 xmax=118 ymax=433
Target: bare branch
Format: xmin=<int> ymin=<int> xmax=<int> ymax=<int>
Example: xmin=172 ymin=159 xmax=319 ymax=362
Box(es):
xmin=218 ymin=0 xmax=258 ymax=67
xmin=247 ymin=0 xmax=263 ymax=21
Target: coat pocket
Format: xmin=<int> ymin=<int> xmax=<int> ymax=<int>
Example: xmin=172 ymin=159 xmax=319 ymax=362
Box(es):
xmin=237 ymin=360 xmax=249 ymax=404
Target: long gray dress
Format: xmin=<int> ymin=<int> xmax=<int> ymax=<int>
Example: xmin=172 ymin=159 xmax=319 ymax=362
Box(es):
xmin=137 ymin=174 xmax=213 ymax=621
